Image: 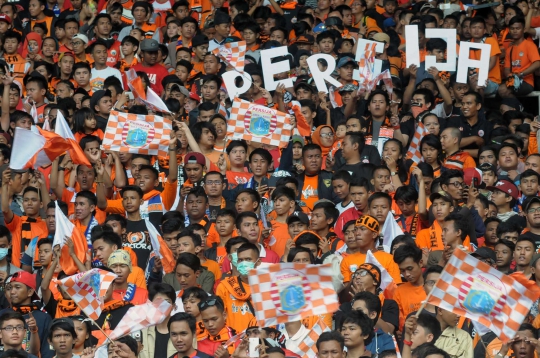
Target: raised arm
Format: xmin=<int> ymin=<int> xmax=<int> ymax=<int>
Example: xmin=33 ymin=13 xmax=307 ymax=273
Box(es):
xmin=1 ymin=169 xmax=13 ymax=223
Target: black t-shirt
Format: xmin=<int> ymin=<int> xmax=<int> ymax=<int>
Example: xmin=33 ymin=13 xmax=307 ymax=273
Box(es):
xmin=124 ymin=219 xmax=151 ymax=268
xmin=155 ymin=330 xmax=170 ymax=358
xmin=208 ymin=205 xmax=220 ymax=222
xmin=520 ymin=231 xmax=540 ymax=251
xmin=446 ymin=116 xmax=493 ymax=150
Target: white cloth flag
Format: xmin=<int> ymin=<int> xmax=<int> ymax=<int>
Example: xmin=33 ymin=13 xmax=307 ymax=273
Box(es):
xmin=52 ymin=200 xmax=73 ymax=249
xmin=381 ymin=211 xmax=404 ymax=252
xmin=366 ymin=250 xmax=394 ymax=291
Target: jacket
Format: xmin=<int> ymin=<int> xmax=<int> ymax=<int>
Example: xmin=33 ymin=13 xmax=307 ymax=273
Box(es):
xmin=163 ymin=266 xmax=215 ymax=293
xmin=365 ymin=328 xmax=395 ymax=355
xmin=139 ymin=326 xmax=176 ymax=358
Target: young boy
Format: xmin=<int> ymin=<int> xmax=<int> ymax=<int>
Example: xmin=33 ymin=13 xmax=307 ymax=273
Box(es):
xmin=339 ymin=310 xmax=373 ymax=358
xmin=91 ymin=229 xmax=146 ymax=288
xmin=310 ymin=201 xmax=342 ymax=252
xmin=181 ymin=286 xmax=210 ymax=341
xmin=316 ymin=31 xmax=335 ymax=56
xmin=198 ymin=295 xmax=238 ymax=356
xmin=395 ymin=169 xmax=427 ymax=236
xmin=3 ymin=31 xmax=30 ymax=87
xmin=205 ymin=209 xmax=237 ymax=269
xmin=2 ymin=173 xmax=48 ymax=268
xmin=119 ymin=36 xmax=140 ymax=73
xmin=269 ymin=187 xmax=296 ymax=257
xmin=469 ymin=17 xmax=501 ymax=96
xmin=392 ymin=244 xmax=426 ymax=328
xmin=168 ymin=312 xmax=213 ymax=358
xmin=403 ymin=313 xmax=442 ymax=352
xmin=332 ymin=170 xmax=354 ymax=215
xmin=0 ymin=225 xmax=22 ymax=281
xmin=191 ymin=34 xmax=208 ymax=74
xmin=71 ymin=191 xmax=100 ymax=247
xmin=177 ymin=229 xmax=221 ymax=282
xmin=335 ymin=178 xmax=371 ymax=239
xmin=89 ymin=40 xmax=123 ymax=92
xmin=487 ymin=179 xmax=519 ymax=222
xmin=109 ymin=249 xmax=149 ymax=305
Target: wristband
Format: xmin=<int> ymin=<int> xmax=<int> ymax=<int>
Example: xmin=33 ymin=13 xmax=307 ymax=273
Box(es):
xmin=30 ymin=328 xmax=38 ymax=333
xmin=58 ymin=167 xmax=65 ymax=171
xmin=393 ymin=125 xmax=400 ymax=130
xmin=403 ymin=340 xmax=413 ymax=346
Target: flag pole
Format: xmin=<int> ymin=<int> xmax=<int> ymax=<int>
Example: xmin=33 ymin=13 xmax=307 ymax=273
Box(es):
xmin=415 ymin=284 xmax=437 ymax=318
xmin=68 ymin=296 xmax=117 ymax=345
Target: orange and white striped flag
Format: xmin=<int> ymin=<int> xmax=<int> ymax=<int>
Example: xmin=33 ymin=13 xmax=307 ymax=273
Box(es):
xmin=405 ymin=121 xmax=428 ymax=164
xmin=227 ymin=98 xmax=292 ymax=149
xmin=59 ymin=269 xmax=117 ymax=321
xmin=102 ymin=110 xmax=172 ymax=157
xmin=107 ymin=298 xmax=173 ymax=342
xmin=52 ymin=200 xmax=88 ymax=275
xmin=145 ymin=219 xmax=175 ymax=274
xmin=55 ymin=110 xmax=92 ymax=166
xmin=126 ymin=69 xmax=170 ymax=113
xmin=427 ymin=248 xmax=540 ymax=342
xmin=290 ymin=318 xmax=330 ymax=358
xmin=248 ymin=263 xmax=339 ymax=327
xmin=10 ymin=127 xmax=71 ymax=170
xmin=212 ymin=41 xmax=246 ymax=72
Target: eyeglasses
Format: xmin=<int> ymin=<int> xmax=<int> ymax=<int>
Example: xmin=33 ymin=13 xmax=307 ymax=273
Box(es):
xmin=199 ymin=298 xmax=218 ymax=310
xmin=528 ymin=207 xmax=540 ymax=214
xmin=448 ymin=181 xmax=464 ymax=188
xmin=2 ymin=325 xmax=25 ymax=332
xmin=205 ymin=180 xmax=222 ymax=186
xmin=319 ymin=132 xmax=334 ymax=138
xmin=424 ymin=280 xmax=436 ymax=286
xmin=352 ymin=269 xmax=369 ymax=278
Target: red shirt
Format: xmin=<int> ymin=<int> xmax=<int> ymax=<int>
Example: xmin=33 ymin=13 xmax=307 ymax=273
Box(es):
xmin=132 ymin=63 xmax=169 ymax=96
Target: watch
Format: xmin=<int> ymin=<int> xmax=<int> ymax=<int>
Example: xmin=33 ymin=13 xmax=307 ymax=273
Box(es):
xmin=391 ymin=171 xmax=397 ymax=176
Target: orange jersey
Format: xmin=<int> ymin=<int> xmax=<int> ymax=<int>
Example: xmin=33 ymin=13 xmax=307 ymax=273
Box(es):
xmin=215 ymin=276 xmax=255 ymax=332
xmin=340 ymin=251 xmax=401 ymax=283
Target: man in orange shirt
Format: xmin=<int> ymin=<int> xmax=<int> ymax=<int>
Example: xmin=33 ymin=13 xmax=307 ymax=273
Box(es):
xmin=110 ymin=250 xmax=149 ymax=305
xmin=441 ymin=127 xmax=477 ymax=171
xmin=392 ymin=244 xmax=426 ymax=328
xmin=500 ymin=16 xmax=540 ymax=98
xmin=340 ymin=215 xmax=401 ymax=284
xmin=215 ymin=242 xmax=259 ymax=333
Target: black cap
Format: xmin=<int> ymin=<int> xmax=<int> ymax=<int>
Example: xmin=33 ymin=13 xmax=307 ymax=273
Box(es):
xmin=192 ymin=34 xmax=209 ymax=48
xmin=523 ymin=196 xmax=540 ymax=212
xmin=471 ymin=247 xmax=496 ymax=263
xmin=213 ymin=10 xmax=231 ymax=25
xmin=48 ymin=318 xmax=75 ymax=332
xmin=478 ymin=162 xmax=496 ymax=174
xmin=325 ymin=17 xmax=343 ymax=27
xmin=90 ymin=89 xmax=112 ymax=112
xmin=286 ymin=211 xmax=310 ymax=225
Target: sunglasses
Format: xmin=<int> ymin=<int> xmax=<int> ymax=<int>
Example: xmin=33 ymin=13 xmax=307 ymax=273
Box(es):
xmin=199 ymin=298 xmax=218 ymax=310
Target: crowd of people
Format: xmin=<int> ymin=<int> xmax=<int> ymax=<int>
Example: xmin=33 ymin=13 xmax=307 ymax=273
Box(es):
xmin=0 ymin=0 xmax=539 ymax=357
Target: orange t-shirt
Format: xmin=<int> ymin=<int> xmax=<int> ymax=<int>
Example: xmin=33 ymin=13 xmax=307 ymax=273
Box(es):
xmin=202 ymin=258 xmax=222 ymax=281
xmin=127 ymin=266 xmax=147 ymax=289
xmin=74 ymin=129 xmax=104 ymax=142
xmin=215 ymin=277 xmax=255 ymax=333
xmin=226 ymin=171 xmax=252 ymax=190
xmin=340 ymin=250 xmax=401 ymax=283
xmin=415 ymin=220 xmax=471 ymax=252
xmin=505 ymin=39 xmax=540 ymax=86
xmin=269 ymin=220 xmax=290 ymax=258
xmin=471 ymin=37 xmax=502 ymax=84
xmin=301 ymin=175 xmax=319 ymax=211
xmin=393 ymin=282 xmax=427 ymax=328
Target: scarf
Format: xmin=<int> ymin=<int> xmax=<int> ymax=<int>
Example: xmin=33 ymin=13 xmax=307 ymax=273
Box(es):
xmin=56 ymin=299 xmax=80 ymax=318
xmin=207 ymin=326 xmax=237 ymax=343
xmin=84 ymin=216 xmax=99 ymax=248
xmin=221 ymin=276 xmax=251 ymax=301
xmin=143 ymin=190 xmax=161 ymax=201
xmin=311 ymin=125 xmax=336 ymax=157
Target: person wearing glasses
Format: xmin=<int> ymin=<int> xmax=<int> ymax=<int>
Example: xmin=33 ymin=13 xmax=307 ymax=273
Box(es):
xmin=198 ymin=296 xmax=238 ymax=357
xmin=0 ymin=311 xmax=39 ymax=358
xmin=4 ymin=272 xmax=53 ymax=358
xmin=440 ymin=127 xmax=476 ymax=172
xmin=520 ymin=197 xmax=540 ymax=251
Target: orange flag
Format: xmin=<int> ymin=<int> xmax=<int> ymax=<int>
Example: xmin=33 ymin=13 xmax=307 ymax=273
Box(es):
xmin=291 ymin=101 xmax=311 ymax=137
xmin=55 ymin=111 xmax=92 ymax=166
xmin=145 ymin=219 xmax=175 ymax=273
xmin=10 ymin=127 xmax=71 ymax=170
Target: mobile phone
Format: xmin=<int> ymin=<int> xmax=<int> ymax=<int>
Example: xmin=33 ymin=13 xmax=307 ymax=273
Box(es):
xmin=260 ymin=176 xmax=269 ymax=187
xmin=249 ymin=338 xmax=259 ymax=358
xmin=126 ymin=91 xmax=134 ymax=100
xmin=472 ymin=177 xmax=478 ymax=189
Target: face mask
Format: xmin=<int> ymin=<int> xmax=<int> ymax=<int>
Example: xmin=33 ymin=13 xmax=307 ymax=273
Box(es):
xmin=411 ymin=103 xmax=429 ymax=119
xmin=237 ymin=261 xmax=256 ymax=276
xmin=231 ymin=252 xmax=238 ymax=267
xmin=0 ymin=248 xmax=8 ymax=260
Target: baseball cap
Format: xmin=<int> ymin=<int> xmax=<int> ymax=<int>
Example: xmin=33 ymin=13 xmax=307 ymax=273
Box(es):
xmin=90 ymin=89 xmax=112 ymax=112
xmin=463 ymin=167 xmax=483 ymax=188
xmin=294 ymin=81 xmax=315 ymax=94
xmin=10 ymin=271 xmax=39 ymax=301
xmin=287 ymin=211 xmax=310 ymax=226
xmin=294 ymin=34 xmax=314 ymax=44
xmin=478 ymin=162 xmax=496 ymax=175
xmin=372 ymin=32 xmax=390 ymax=44
xmin=355 ymin=263 xmax=382 ymax=288
xmin=72 ymin=33 xmax=89 ymax=44
xmin=325 ymin=17 xmax=343 ymax=27
xmin=213 ymin=10 xmax=231 ymax=25
xmin=292 ymin=135 xmax=305 ymax=146
xmin=192 ymin=34 xmax=209 ymax=48
xmin=471 ymin=247 xmax=496 ymax=263
xmin=108 ymin=250 xmax=132 ymax=271
xmin=523 ymin=196 xmax=540 ymax=212
xmin=0 ymin=15 xmax=11 ymax=24
xmin=355 ymin=215 xmax=380 ymax=233
xmin=486 ymin=180 xmax=519 ymax=200
xmin=501 ymin=97 xmax=523 ymax=112
xmin=170 ymin=83 xmax=189 ymax=97
xmin=383 ymin=17 xmax=396 ymax=29
xmin=184 ymin=152 xmax=206 ymax=166
xmin=429 ymin=191 xmax=453 ymax=204
xmin=337 ymin=56 xmax=358 ymax=69
xmin=338 ymin=84 xmax=359 ymax=93
xmin=188 ymin=92 xmax=200 ymax=102
xmin=140 ymin=39 xmax=159 ymax=52
xmin=48 ymin=318 xmax=75 ymax=333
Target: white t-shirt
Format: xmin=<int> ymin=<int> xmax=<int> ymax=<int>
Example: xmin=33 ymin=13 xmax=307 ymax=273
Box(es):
xmin=90 ymin=67 xmax=123 ymax=92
